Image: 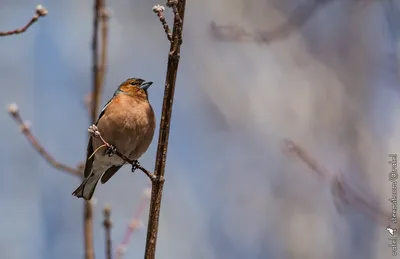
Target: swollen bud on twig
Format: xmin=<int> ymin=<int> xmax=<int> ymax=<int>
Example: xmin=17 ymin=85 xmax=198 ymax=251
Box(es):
xmin=35 ymin=5 xmax=48 ymax=17
xmin=152 ymin=5 xmax=165 ymax=13
xmin=7 ymin=103 xmax=19 ymax=116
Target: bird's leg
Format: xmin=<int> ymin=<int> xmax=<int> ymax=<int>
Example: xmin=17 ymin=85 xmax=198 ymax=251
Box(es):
xmin=105 ymin=145 xmax=116 ymax=157
xmin=131 ymin=160 xmax=140 ymax=172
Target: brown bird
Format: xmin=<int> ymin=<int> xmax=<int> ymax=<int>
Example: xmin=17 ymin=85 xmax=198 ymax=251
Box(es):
xmin=72 ymin=78 xmax=156 ymax=200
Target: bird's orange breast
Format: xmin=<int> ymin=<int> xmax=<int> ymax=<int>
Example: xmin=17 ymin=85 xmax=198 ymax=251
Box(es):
xmin=94 ymin=94 xmax=155 ymax=160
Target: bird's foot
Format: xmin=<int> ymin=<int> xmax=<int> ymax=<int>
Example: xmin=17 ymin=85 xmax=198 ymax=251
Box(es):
xmin=131 ymin=160 xmax=140 ymax=172
xmin=105 ymin=145 xmax=116 ymax=157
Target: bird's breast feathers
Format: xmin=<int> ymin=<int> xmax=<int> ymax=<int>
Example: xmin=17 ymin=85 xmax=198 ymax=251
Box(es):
xmin=93 ymin=94 xmax=155 ymax=161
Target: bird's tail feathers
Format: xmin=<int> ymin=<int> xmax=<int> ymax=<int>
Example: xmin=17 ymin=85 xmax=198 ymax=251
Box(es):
xmin=72 ymin=171 xmax=103 ymax=201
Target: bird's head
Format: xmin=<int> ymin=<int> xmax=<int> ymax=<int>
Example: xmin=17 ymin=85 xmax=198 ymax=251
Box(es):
xmin=118 ymin=78 xmax=153 ymax=100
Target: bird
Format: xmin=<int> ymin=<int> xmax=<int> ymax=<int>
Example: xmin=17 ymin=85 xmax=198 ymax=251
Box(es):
xmin=72 ymin=78 xmax=156 ymax=200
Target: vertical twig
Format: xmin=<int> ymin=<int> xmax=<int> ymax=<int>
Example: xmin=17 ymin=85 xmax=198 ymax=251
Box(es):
xmin=103 ymin=205 xmax=113 ymax=259
xmin=83 ymin=3 xmax=100 ymax=257
xmin=84 ymin=203 xmax=94 ymax=259
xmin=144 ymin=1 xmax=186 ymax=258
xmin=91 ymin=0 xmax=101 ymax=121
xmin=84 ymin=0 xmax=108 ymax=258
xmin=99 ymin=3 xmax=110 ymax=96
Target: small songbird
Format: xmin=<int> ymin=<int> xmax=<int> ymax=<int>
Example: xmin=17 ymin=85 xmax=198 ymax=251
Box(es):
xmin=72 ymin=78 xmax=156 ymax=200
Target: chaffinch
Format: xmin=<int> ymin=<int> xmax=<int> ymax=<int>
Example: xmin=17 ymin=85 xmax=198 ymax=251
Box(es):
xmin=72 ymin=78 xmax=156 ymax=200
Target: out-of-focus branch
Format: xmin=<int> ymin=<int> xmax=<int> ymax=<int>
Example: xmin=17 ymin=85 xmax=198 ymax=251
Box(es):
xmin=7 ymin=103 xmax=82 ymax=177
xmin=116 ymin=185 xmax=152 ymax=259
xmin=330 ymin=172 xmax=390 ymax=225
xmin=85 ymin=1 xmax=109 ymax=115
xmin=98 ymin=6 xmax=110 ymax=101
xmin=283 ymin=139 xmax=331 ymax=180
xmin=103 ymin=205 xmax=113 ymax=259
xmin=283 ymin=139 xmax=391 ymax=227
xmin=84 ymin=93 xmax=93 ymax=116
xmin=91 ymin=0 xmax=101 ymax=121
xmin=84 ymin=0 xmax=109 ymax=258
xmin=210 ymin=0 xmax=334 ymax=44
xmin=144 ymin=1 xmax=186 ymax=258
xmin=0 ymin=5 xmax=48 ymax=37
xmin=5 ymin=1 xmax=109 ymax=258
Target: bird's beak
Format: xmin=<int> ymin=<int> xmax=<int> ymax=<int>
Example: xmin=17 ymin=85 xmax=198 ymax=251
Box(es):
xmin=140 ymin=81 xmax=153 ymax=91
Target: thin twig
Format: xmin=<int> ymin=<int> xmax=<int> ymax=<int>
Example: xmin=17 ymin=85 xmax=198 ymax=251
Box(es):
xmin=0 ymin=5 xmax=48 ymax=37
xmin=85 ymin=4 xmax=109 ymax=117
xmin=84 ymin=0 xmax=109 ymax=258
xmin=98 ymin=5 xmax=110 ymax=97
xmin=283 ymin=139 xmax=392 ymax=227
xmin=84 ymin=93 xmax=93 ymax=116
xmin=7 ymin=104 xmax=82 ymax=177
xmin=144 ymin=1 xmax=186 ymax=258
xmin=103 ymin=204 xmax=113 ymax=259
xmin=116 ymin=184 xmax=152 ymax=259
xmin=153 ymin=5 xmax=172 ymax=41
xmin=91 ymin=0 xmax=101 ymax=121
xmin=283 ymin=139 xmax=330 ymax=180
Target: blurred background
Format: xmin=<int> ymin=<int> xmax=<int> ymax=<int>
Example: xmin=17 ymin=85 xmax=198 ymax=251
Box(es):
xmin=0 ymin=0 xmax=399 ymax=258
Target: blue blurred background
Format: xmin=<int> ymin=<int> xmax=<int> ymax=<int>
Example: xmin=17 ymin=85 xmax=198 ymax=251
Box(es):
xmin=0 ymin=0 xmax=399 ymax=258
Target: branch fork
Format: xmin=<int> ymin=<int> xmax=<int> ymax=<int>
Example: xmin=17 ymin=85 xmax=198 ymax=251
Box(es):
xmin=152 ymin=1 xmax=183 ymax=52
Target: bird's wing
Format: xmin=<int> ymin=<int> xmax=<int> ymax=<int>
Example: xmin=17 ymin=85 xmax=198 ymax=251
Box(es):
xmin=83 ymin=136 xmax=94 ymax=178
xmin=97 ymin=98 xmax=112 ymax=124
xmin=83 ymin=90 xmax=122 ymax=178
xmin=101 ymin=165 xmax=123 ymax=184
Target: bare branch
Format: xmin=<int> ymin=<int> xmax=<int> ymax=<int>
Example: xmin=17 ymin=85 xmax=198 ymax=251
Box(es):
xmin=5 ymin=1 xmax=109 ymax=258
xmin=91 ymin=0 xmax=101 ymax=121
xmin=84 ymin=0 xmax=110 ymax=257
xmin=153 ymin=5 xmax=172 ymax=41
xmin=103 ymin=204 xmax=113 ymax=259
xmin=283 ymin=139 xmax=331 ymax=180
xmin=144 ymin=1 xmax=186 ymax=258
xmin=98 ymin=6 xmax=110 ymax=99
xmin=0 ymin=5 xmax=48 ymax=37
xmin=7 ymin=103 xmax=82 ymax=177
xmin=116 ymin=185 xmax=151 ymax=259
